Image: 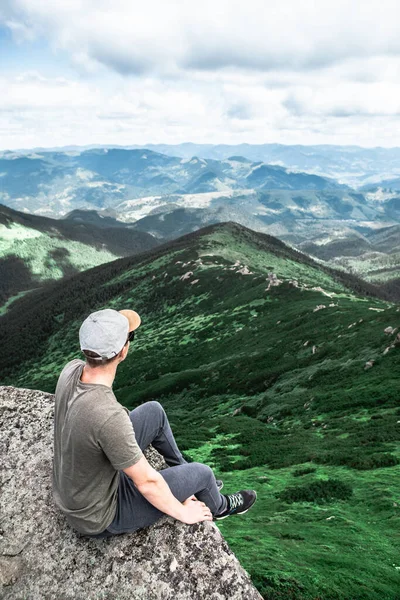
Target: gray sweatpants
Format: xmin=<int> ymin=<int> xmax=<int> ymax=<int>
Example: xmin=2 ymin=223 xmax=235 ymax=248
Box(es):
xmin=91 ymin=401 xmax=227 ymax=537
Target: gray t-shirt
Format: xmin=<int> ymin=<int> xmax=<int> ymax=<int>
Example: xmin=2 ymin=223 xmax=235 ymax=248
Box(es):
xmin=52 ymin=359 xmax=143 ymax=534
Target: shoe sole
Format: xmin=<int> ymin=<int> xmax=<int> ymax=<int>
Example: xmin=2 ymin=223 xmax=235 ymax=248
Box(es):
xmin=215 ymin=491 xmax=257 ymax=520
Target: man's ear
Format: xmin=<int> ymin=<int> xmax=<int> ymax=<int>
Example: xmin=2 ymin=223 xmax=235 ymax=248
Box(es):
xmin=119 ymin=343 xmax=129 ymax=362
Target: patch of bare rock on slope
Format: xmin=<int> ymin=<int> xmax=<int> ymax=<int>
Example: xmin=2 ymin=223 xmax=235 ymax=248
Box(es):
xmin=0 ymin=386 xmax=262 ymax=600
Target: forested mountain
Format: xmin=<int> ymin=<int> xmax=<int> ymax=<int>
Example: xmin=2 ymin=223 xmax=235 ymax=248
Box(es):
xmin=62 ymin=208 xmax=132 ymax=228
xmin=1 ymin=221 xmax=398 ymax=599
xmin=0 ymin=204 xmax=158 ymax=311
xmin=296 ymin=224 xmax=400 ymax=298
xmin=115 ymin=187 xmax=379 ymax=232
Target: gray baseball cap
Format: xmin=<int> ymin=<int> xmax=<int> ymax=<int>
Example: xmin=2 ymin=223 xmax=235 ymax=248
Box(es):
xmin=79 ymin=308 xmax=141 ymax=360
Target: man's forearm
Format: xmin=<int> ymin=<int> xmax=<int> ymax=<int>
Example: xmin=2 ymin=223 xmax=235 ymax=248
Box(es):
xmin=135 ymin=471 xmax=186 ymax=521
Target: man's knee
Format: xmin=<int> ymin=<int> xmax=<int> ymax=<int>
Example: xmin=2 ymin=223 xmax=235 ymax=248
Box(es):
xmin=141 ymin=401 xmax=165 ymax=427
xmin=143 ymin=400 xmax=164 ymax=416
xmin=190 ymin=462 xmax=213 ymax=483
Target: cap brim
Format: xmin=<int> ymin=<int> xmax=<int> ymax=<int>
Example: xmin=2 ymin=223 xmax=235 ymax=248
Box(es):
xmin=119 ymin=309 xmax=141 ymax=332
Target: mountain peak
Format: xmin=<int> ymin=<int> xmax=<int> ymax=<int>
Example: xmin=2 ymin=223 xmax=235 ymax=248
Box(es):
xmin=226 ymin=156 xmax=253 ymax=163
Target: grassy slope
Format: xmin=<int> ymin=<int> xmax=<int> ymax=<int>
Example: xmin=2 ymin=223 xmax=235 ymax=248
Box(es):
xmin=0 ymin=221 xmax=120 ymax=313
xmin=0 ymin=205 xmax=159 ymax=312
xmin=0 ymin=222 xmax=119 ymax=279
xmin=2 ymin=223 xmax=399 ymax=599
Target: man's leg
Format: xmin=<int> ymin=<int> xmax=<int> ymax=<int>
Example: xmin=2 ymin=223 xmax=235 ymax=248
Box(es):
xmin=128 ymin=401 xmax=187 ymax=466
xmin=106 ymin=462 xmax=227 ymax=535
xmin=129 ymin=401 xmax=222 ymax=489
xmin=97 ymin=401 xmax=228 ymax=535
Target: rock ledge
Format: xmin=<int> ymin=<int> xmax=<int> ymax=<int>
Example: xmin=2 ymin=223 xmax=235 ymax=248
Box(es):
xmin=0 ymin=386 xmax=262 ymax=600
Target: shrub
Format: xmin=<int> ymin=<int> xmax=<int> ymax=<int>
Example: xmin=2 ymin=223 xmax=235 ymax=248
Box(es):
xmin=241 ymin=404 xmax=259 ymax=417
xmin=278 ymin=478 xmax=353 ymax=503
xmin=292 ymin=467 xmax=316 ymax=477
xmin=249 ymin=573 xmax=306 ymax=600
xmin=316 ymin=451 xmax=399 ymax=470
xmin=350 ymin=453 xmax=399 ymax=470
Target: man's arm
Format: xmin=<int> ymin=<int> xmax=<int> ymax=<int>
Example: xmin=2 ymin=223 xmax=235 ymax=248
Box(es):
xmin=123 ymin=457 xmax=212 ymax=524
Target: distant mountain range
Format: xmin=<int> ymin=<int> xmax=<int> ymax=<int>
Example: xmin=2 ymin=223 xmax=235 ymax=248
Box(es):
xmin=0 ymin=148 xmax=347 ymax=219
xmin=1 ymin=147 xmax=398 ymax=228
xmin=115 ymin=188 xmax=384 ymax=238
xmin=5 ymin=142 xmax=400 ymax=188
xmin=1 ymin=147 xmax=398 ymax=237
xmin=0 ymin=146 xmax=398 ymax=304
xmin=132 ymin=143 xmax=400 ymax=188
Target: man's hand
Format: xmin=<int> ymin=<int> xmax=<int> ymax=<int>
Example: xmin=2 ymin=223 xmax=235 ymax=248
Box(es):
xmin=123 ymin=458 xmax=213 ymax=524
xmin=180 ymin=495 xmax=213 ymax=524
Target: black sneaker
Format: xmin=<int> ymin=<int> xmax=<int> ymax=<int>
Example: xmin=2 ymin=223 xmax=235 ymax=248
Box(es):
xmin=215 ymin=490 xmax=257 ymax=520
xmin=216 ymin=479 xmax=224 ymax=491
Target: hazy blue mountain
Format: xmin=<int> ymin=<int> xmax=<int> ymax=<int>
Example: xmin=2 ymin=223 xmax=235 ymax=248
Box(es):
xmin=383 ymin=196 xmax=400 ymax=220
xmin=5 ymin=143 xmax=400 ymax=188
xmin=128 ymin=143 xmax=400 ymax=188
xmin=0 ymin=148 xmax=345 ymax=218
xmin=362 ymin=177 xmax=400 ymax=192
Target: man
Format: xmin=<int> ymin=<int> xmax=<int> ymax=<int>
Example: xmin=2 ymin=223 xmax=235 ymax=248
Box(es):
xmin=52 ymin=308 xmax=257 ymax=537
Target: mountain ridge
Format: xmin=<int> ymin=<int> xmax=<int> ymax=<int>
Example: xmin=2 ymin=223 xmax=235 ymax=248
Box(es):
xmin=0 ymin=220 xmax=392 ymax=383
xmin=3 ymin=142 xmax=400 ymax=187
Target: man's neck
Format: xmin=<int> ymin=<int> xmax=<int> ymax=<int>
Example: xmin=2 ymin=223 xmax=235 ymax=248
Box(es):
xmin=80 ymin=363 xmax=117 ymax=388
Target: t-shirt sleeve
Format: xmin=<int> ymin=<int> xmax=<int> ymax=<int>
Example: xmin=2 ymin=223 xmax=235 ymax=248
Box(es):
xmin=98 ymin=409 xmax=143 ymax=470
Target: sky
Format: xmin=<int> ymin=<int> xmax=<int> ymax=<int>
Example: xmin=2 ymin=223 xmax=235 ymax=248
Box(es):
xmin=1 ymin=0 xmax=400 ymax=150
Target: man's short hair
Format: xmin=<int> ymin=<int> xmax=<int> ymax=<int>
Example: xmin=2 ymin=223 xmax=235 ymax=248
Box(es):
xmin=82 ymin=349 xmax=122 ymax=367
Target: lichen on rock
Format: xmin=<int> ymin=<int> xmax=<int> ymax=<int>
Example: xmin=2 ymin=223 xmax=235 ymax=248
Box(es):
xmin=0 ymin=386 xmax=262 ymax=600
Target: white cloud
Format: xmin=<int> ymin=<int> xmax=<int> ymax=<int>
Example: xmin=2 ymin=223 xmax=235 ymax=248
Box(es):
xmin=3 ymin=0 xmax=400 ymax=74
xmin=284 ymin=81 xmax=400 ymax=117
xmin=1 ymin=0 xmax=400 ymax=148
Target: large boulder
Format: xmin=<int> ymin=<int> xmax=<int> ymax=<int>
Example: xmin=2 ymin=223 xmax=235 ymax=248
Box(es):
xmin=0 ymin=386 xmax=262 ymax=600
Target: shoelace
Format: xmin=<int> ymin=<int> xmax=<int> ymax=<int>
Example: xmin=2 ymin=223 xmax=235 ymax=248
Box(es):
xmin=227 ymin=492 xmax=243 ymax=511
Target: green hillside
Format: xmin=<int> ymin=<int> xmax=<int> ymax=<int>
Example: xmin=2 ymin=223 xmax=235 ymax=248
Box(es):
xmin=0 ymin=204 xmax=158 ymax=311
xmin=1 ymin=222 xmax=399 ymax=600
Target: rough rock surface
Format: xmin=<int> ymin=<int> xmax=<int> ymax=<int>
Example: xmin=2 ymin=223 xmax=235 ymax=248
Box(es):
xmin=0 ymin=386 xmax=262 ymax=600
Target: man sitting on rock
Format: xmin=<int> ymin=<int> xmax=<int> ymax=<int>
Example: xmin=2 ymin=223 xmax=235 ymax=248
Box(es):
xmin=52 ymin=308 xmax=257 ymax=538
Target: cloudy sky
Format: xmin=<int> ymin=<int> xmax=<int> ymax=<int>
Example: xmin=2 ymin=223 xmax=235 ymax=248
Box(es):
xmin=1 ymin=0 xmax=400 ymax=150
